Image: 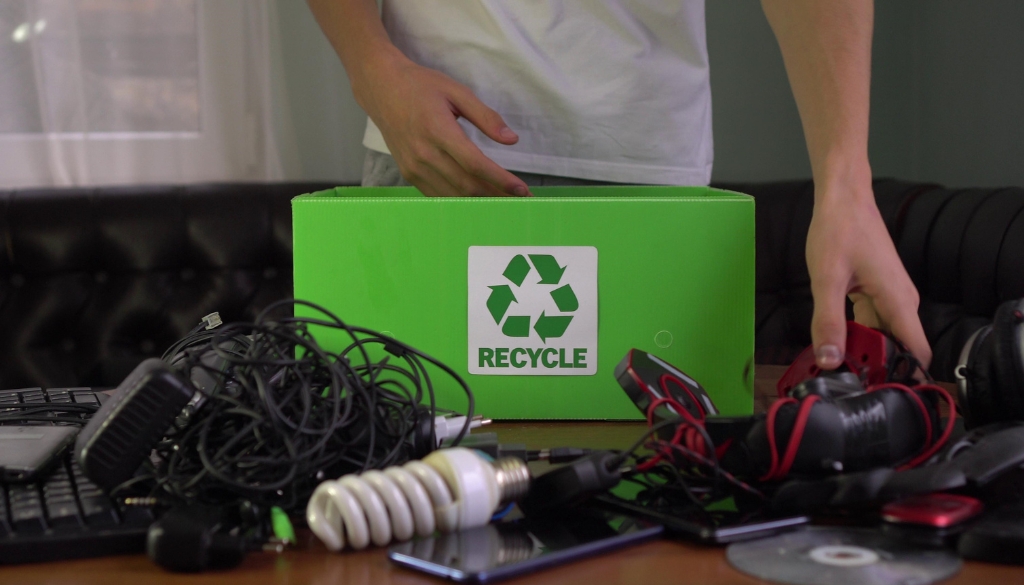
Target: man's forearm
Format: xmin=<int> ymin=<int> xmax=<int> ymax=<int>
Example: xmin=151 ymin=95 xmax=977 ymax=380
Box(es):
xmin=761 ymin=0 xmax=874 ymax=202
xmin=306 ymin=0 xmax=406 ymax=104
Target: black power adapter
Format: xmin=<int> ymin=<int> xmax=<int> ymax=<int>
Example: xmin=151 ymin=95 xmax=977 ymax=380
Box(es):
xmin=519 ymin=451 xmax=623 ymax=515
xmin=75 ymin=358 xmax=197 ymax=493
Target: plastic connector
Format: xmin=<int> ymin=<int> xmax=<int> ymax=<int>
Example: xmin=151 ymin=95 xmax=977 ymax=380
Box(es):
xmin=201 ymin=312 xmax=223 ymax=330
xmin=530 ymin=447 xmax=593 ymax=464
xmin=434 ymin=415 xmax=491 ymax=447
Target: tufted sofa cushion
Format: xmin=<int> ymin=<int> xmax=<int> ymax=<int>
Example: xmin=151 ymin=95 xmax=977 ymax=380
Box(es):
xmin=0 ymin=183 xmax=333 ymax=388
xmin=0 ymin=180 xmax=1019 ymax=388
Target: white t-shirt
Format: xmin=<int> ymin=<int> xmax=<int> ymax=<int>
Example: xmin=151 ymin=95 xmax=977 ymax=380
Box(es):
xmin=363 ymin=0 xmax=713 ymax=186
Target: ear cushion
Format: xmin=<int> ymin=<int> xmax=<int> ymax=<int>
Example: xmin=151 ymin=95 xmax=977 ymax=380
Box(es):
xmin=991 ymin=299 xmax=1024 ymax=419
xmin=964 ymin=326 xmax=998 ymax=428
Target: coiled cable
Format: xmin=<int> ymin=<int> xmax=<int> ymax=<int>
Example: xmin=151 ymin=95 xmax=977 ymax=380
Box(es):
xmin=307 ymin=448 xmax=530 ymax=551
xmin=111 ymin=299 xmax=476 ymax=514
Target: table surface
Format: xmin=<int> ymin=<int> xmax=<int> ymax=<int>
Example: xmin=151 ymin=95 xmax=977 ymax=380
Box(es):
xmin=1 ymin=366 xmax=1018 ymax=585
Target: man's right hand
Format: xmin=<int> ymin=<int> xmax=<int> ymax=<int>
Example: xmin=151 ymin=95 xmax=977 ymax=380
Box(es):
xmin=353 ymin=55 xmax=531 ymax=198
xmin=307 ymin=0 xmax=529 ymax=197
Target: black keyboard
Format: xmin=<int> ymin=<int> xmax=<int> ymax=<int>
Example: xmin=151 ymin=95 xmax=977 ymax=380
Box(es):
xmin=0 ymin=388 xmax=155 ymax=564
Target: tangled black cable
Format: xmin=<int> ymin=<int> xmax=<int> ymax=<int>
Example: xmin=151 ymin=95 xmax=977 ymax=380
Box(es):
xmin=122 ymin=299 xmax=473 ymax=513
xmin=609 ymin=417 xmax=766 ymax=513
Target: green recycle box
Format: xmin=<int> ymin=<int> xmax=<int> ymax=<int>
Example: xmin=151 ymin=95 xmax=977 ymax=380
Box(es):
xmin=292 ymin=186 xmax=754 ymax=419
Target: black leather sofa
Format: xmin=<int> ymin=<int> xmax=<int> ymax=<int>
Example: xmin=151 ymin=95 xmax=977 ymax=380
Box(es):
xmin=0 ymin=180 xmax=1019 ymax=388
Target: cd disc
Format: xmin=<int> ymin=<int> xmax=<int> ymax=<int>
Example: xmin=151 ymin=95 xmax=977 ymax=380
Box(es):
xmin=726 ymin=527 xmax=962 ymax=585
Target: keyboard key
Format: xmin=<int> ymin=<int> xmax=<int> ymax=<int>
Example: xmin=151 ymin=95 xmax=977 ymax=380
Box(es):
xmin=8 ymin=485 xmax=46 ymax=533
xmin=80 ymin=494 xmax=119 ymax=527
xmin=71 ymin=391 xmax=100 ymax=405
xmin=43 ymin=464 xmax=82 ymax=528
xmin=0 ymin=485 xmax=10 ymax=535
xmin=19 ymin=389 xmax=46 ymax=404
xmin=0 ymin=391 xmax=23 ymax=417
xmin=69 ymin=391 xmax=102 ymax=421
xmin=43 ymin=389 xmax=75 ymax=424
xmin=46 ymin=390 xmax=72 ymax=403
xmin=14 ymin=389 xmax=48 ymax=425
xmin=70 ymin=461 xmax=119 ymax=527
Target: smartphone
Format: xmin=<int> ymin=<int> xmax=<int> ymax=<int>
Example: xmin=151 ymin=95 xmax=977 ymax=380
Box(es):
xmin=592 ymin=493 xmax=808 ymax=544
xmin=388 ymin=508 xmax=663 ymax=583
xmin=0 ymin=426 xmax=78 ymax=482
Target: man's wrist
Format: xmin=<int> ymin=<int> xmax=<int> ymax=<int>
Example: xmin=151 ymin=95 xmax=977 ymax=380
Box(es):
xmin=812 ymin=154 xmax=875 ymax=208
xmin=347 ymin=45 xmax=409 ymax=109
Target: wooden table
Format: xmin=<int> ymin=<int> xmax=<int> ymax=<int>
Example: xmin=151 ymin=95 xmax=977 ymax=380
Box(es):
xmin=0 ymin=367 xmax=1019 ymax=585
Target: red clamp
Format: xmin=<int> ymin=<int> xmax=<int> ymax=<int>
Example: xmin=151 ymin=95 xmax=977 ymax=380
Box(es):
xmin=776 ymin=321 xmax=905 ymax=397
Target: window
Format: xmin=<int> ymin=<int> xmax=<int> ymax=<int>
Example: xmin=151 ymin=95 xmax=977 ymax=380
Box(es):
xmin=0 ymin=0 xmax=282 ymax=187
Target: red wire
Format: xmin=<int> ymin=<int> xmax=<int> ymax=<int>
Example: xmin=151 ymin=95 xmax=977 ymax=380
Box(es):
xmin=636 ymin=400 xmax=688 ymax=472
xmin=896 ymin=384 xmax=957 ymax=470
xmin=714 ymin=438 xmax=733 ymax=461
xmin=761 ymin=383 xmax=957 ymax=481
xmin=636 ymin=397 xmax=708 ymax=472
xmin=660 ymin=441 xmax=766 ymax=500
xmin=647 ymin=396 xmax=700 ymax=427
xmin=775 ymin=395 xmax=820 ymax=480
xmin=759 ymin=397 xmax=796 ymax=482
xmin=660 ymin=374 xmax=707 ymax=419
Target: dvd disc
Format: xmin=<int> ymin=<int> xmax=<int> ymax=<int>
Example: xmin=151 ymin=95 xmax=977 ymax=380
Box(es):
xmin=726 ymin=527 xmax=962 ymax=585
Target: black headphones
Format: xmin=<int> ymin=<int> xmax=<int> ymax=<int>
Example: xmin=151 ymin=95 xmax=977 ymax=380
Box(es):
xmin=956 ymin=298 xmax=1024 ymax=429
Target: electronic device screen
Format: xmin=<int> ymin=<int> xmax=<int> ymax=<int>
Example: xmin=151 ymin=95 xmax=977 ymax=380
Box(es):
xmin=0 ymin=426 xmax=78 ymax=482
xmin=593 ymin=492 xmax=808 ymax=544
xmin=387 ymin=508 xmax=663 ymax=583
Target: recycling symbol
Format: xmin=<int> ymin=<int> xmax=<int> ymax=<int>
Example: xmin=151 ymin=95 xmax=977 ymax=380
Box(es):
xmin=486 ymin=254 xmax=579 ymax=342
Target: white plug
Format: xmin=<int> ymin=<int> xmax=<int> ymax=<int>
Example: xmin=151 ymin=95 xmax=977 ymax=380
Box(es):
xmin=434 ymin=415 xmax=491 ymax=447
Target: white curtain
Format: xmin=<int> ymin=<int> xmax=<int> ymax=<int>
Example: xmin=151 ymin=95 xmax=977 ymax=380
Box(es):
xmin=0 ymin=0 xmax=289 ymax=187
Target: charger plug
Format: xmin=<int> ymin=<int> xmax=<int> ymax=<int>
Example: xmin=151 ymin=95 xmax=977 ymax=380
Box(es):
xmin=519 ymin=451 xmax=623 ymax=515
xmin=529 ymin=447 xmax=593 ymax=464
xmin=147 ymin=503 xmax=287 ymax=572
xmin=441 ymin=432 xmax=528 ymax=462
xmin=434 ymin=414 xmax=491 ymax=447
xmin=441 ymin=435 xmax=592 ymax=464
xmin=410 ymin=410 xmax=490 ymax=459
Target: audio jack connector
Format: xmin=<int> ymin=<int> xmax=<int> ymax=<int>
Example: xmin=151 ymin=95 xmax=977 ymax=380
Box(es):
xmin=306 ymin=448 xmax=531 ymax=551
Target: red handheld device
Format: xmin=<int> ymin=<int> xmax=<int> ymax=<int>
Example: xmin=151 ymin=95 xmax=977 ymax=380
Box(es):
xmin=776 ymin=321 xmax=915 ymax=397
xmin=882 ymin=494 xmax=984 ymax=529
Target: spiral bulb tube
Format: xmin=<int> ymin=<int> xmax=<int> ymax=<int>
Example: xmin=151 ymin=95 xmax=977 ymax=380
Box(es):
xmin=307 ymin=448 xmax=531 ymax=551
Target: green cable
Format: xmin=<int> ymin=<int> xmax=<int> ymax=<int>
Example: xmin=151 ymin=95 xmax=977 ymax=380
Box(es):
xmin=271 ymin=506 xmax=297 ymax=544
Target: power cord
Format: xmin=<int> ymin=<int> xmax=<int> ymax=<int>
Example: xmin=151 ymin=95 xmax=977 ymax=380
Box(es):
xmin=114 ymin=299 xmax=475 ymax=516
